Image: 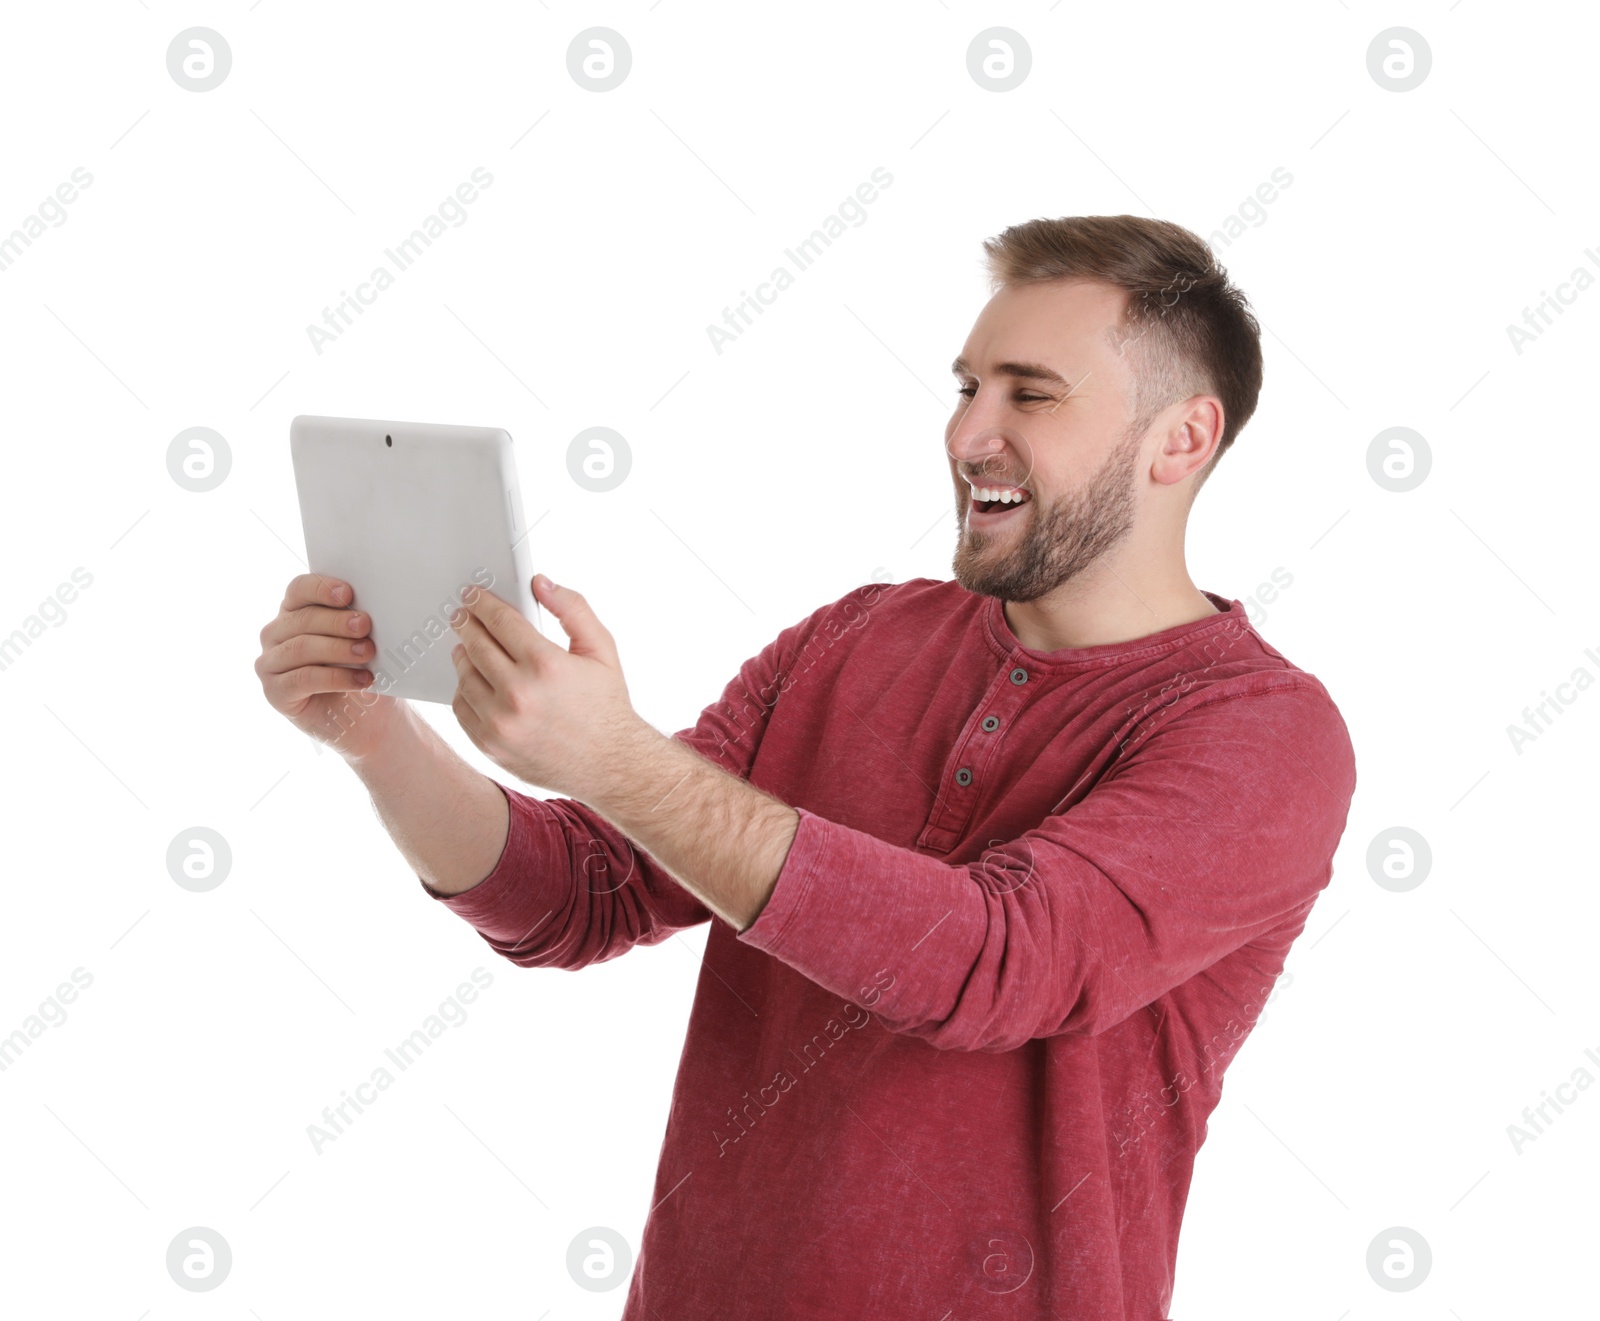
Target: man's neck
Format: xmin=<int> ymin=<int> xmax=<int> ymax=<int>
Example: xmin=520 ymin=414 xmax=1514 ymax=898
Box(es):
xmin=1000 ymin=570 xmax=1219 ymax=654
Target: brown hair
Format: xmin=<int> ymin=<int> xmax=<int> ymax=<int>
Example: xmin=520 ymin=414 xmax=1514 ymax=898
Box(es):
xmin=981 ymin=215 xmax=1262 ymax=491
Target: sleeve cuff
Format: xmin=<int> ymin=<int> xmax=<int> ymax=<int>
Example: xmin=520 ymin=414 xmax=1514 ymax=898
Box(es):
xmin=735 ymin=806 xmax=831 ymax=954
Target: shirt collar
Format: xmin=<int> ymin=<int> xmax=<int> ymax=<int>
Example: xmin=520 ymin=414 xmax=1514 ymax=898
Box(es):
xmin=980 ymin=589 xmax=1249 ymax=670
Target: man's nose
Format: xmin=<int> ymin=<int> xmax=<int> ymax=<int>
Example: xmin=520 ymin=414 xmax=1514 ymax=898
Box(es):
xmin=947 ymin=424 xmax=1009 ymax=471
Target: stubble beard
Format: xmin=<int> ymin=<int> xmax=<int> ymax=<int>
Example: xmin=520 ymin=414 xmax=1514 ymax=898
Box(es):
xmin=951 ymin=426 xmax=1144 ymax=603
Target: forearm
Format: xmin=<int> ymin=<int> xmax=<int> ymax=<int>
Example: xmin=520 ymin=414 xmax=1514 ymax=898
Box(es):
xmin=582 ymin=722 xmax=799 ymax=931
xmin=345 ymin=701 xmax=510 ymax=895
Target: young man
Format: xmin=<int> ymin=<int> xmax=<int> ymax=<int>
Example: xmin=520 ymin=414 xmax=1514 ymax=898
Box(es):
xmin=256 ymin=215 xmax=1357 ymax=1318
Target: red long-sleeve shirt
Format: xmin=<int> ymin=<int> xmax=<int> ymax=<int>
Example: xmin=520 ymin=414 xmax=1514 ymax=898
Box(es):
xmin=422 ymin=577 xmax=1357 ymax=1319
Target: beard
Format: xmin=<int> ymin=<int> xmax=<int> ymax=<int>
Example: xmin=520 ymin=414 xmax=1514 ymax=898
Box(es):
xmin=951 ymin=425 xmax=1143 ymax=603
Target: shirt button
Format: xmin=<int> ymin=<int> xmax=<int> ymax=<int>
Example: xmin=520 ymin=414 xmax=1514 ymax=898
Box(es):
xmin=982 ymin=715 xmax=1001 ymax=732
xmin=955 ymin=767 xmax=973 ymax=786
xmin=1009 ymin=667 xmax=1029 ymax=685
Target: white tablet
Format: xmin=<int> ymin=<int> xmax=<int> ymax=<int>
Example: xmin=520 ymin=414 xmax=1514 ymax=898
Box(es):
xmin=289 ymin=414 xmax=542 ymax=704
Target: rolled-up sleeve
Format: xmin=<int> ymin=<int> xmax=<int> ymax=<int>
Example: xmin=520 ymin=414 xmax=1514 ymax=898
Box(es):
xmin=421 ymin=781 xmax=714 ymax=969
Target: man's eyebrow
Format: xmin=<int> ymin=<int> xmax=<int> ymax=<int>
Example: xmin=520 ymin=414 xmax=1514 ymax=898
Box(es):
xmin=949 ymin=356 xmax=1073 ymax=388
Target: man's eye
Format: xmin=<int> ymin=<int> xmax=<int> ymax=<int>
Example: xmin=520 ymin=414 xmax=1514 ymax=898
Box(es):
xmin=954 ymin=386 xmax=1050 ymax=403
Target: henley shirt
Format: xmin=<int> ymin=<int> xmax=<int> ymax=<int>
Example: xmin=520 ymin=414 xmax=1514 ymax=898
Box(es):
xmin=421 ymin=576 xmax=1358 ymax=1319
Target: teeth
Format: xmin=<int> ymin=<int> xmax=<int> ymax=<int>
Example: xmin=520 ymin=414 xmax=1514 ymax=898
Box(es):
xmin=968 ymin=480 xmax=1028 ymax=504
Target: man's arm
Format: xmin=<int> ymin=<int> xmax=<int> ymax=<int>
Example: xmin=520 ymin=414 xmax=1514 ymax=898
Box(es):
xmin=402 ymin=581 xmax=857 ymax=969
xmin=253 ymin=570 xmax=514 ymax=894
xmin=584 ymin=721 xmax=799 ymax=931
xmin=441 ymin=574 xmax=867 ymax=931
xmin=345 ymin=699 xmax=513 ymax=894
xmin=345 ymin=697 xmax=721 ymax=970
xmin=583 ymin=682 xmax=1357 ymax=1049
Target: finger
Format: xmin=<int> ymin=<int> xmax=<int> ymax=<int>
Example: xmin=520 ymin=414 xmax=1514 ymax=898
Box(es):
xmin=282 ymin=573 xmax=355 ymax=612
xmin=257 ymin=630 xmax=375 ymax=678
xmin=532 ymin=576 xmax=618 ymax=664
xmin=449 ymin=636 xmax=504 ymax=722
xmin=452 ymin=669 xmax=491 ymax=730
xmin=448 ymin=631 xmax=488 ymax=691
xmin=451 ymin=603 xmax=518 ymax=691
xmin=263 ymin=663 xmax=373 ymax=709
xmin=458 ymin=585 xmax=551 ymax=666
xmin=260 ymin=603 xmax=370 ymax=650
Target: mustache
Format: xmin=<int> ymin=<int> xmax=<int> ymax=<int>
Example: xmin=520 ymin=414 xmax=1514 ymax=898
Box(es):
xmin=959 ymin=472 xmax=1030 ymax=488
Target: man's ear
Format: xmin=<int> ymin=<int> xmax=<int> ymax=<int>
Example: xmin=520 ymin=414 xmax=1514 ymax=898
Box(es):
xmin=1152 ymin=396 xmax=1223 ymax=488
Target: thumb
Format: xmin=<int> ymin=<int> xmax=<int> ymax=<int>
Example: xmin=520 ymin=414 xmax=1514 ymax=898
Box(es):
xmin=533 ymin=575 xmax=617 ymax=663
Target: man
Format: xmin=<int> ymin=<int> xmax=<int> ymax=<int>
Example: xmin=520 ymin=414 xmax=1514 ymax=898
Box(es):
xmin=256 ymin=214 xmax=1357 ymax=1318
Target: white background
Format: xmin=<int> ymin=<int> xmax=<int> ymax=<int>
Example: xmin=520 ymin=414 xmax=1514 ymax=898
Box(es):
xmin=1 ymin=2 xmax=1594 ymax=1317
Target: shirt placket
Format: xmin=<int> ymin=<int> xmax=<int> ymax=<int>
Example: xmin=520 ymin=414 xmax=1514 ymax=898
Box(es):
xmin=916 ymin=658 xmax=1040 ymax=853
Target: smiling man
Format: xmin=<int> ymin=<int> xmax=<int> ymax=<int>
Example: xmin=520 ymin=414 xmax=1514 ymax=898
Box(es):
xmin=257 ymin=214 xmax=1357 ymax=1319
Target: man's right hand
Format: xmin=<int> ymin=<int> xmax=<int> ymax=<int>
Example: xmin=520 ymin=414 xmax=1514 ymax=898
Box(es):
xmin=256 ymin=574 xmax=405 ymax=760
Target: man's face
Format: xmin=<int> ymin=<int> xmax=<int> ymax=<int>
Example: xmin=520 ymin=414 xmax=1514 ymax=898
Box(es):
xmin=947 ymin=279 xmax=1149 ymax=603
